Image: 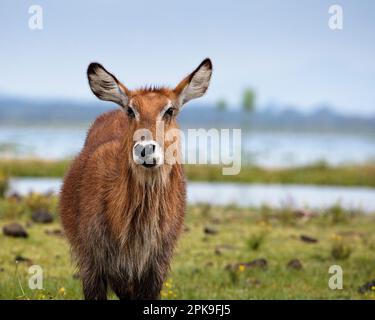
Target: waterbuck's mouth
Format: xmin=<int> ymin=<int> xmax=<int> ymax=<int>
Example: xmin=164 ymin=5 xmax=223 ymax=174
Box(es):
xmin=141 ymin=158 xmax=160 ymax=169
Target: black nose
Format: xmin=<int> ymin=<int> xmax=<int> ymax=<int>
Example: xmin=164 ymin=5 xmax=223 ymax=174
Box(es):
xmin=139 ymin=143 xmax=155 ymax=157
xmin=134 ymin=143 xmax=158 ymax=168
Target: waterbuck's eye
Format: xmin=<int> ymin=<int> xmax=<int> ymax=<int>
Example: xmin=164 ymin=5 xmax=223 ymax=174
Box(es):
xmin=164 ymin=107 xmax=175 ymax=118
xmin=126 ymin=107 xmax=135 ymax=119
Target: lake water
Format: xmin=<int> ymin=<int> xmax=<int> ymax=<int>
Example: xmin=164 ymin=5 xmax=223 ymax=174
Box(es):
xmin=1 ymin=126 xmax=375 ymax=167
xmin=3 ymin=126 xmax=375 ymax=212
xmin=7 ymin=178 xmax=375 ymax=213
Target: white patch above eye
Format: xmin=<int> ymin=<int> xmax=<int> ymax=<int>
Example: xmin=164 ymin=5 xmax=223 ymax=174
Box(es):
xmin=158 ymin=100 xmax=174 ymax=120
xmin=128 ymin=100 xmax=140 ymax=120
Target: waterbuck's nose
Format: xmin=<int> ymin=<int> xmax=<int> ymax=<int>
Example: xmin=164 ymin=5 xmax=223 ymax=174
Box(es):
xmin=133 ymin=141 xmax=162 ymax=168
xmin=139 ymin=143 xmax=155 ymax=157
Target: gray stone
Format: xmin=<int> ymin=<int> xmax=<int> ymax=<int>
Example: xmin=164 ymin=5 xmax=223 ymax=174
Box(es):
xmin=3 ymin=223 xmax=28 ymax=238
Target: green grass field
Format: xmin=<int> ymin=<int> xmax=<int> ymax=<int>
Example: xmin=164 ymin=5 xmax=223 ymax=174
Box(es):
xmin=1 ymin=195 xmax=375 ymax=300
xmin=1 ymin=159 xmax=375 ymax=187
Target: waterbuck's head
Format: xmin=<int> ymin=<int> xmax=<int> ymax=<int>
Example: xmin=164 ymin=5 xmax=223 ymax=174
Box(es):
xmin=87 ymin=58 xmax=212 ymax=179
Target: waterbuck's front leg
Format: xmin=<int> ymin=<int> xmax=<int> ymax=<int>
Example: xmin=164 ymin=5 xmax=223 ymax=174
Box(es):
xmin=108 ymin=275 xmax=133 ymax=300
xmin=80 ymin=264 xmax=108 ymax=300
xmin=82 ymin=277 xmax=108 ymax=300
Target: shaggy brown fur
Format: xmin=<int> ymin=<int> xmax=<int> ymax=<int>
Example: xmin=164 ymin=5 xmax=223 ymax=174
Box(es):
xmin=59 ymin=59 xmax=212 ymax=300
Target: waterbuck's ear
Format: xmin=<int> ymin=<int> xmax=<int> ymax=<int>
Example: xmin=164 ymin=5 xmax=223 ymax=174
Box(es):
xmin=174 ymin=58 xmax=212 ymax=106
xmin=87 ymin=63 xmax=130 ymax=107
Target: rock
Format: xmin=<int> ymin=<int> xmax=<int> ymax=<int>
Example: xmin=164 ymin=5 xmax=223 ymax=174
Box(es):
xmin=287 ymin=259 xmax=303 ymax=270
xmin=225 ymin=258 xmax=268 ymax=271
xmin=225 ymin=263 xmax=233 ymax=270
xmin=248 ymin=258 xmax=268 ymax=270
xmin=300 ymin=235 xmax=318 ymax=243
xmin=337 ymin=231 xmax=364 ymax=239
xmin=15 ymin=255 xmax=33 ymax=265
xmin=225 ymin=263 xmax=243 ymax=271
xmin=215 ymin=244 xmax=236 ymax=255
xmin=210 ymin=218 xmax=222 ymax=224
xmin=2 ymin=223 xmax=28 ymax=238
xmin=45 ymin=229 xmax=64 ymax=237
xmin=7 ymin=192 xmax=22 ymax=203
xmin=214 ymin=247 xmax=222 ymax=255
xmin=203 ymin=226 xmax=218 ymax=235
xmin=293 ymin=209 xmax=317 ymax=219
xmin=31 ymin=209 xmax=54 ymax=224
xmin=247 ymin=278 xmax=262 ymax=287
xmin=358 ymin=279 xmax=375 ymax=294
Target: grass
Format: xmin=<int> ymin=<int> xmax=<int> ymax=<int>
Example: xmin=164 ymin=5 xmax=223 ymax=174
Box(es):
xmin=0 ymin=159 xmax=70 ymax=178
xmin=1 ymin=195 xmax=375 ymax=300
xmin=1 ymin=159 xmax=375 ymax=187
xmin=0 ymin=171 xmax=8 ymax=198
xmin=186 ymin=162 xmax=375 ymax=187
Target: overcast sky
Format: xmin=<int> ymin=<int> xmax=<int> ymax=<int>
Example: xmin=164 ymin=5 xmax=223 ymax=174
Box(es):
xmin=0 ymin=0 xmax=374 ymax=115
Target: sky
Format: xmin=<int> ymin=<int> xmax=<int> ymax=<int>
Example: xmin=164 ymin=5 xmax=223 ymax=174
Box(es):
xmin=0 ymin=0 xmax=374 ymax=115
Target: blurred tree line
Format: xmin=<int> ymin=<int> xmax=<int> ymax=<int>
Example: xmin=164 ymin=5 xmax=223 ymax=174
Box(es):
xmin=216 ymin=87 xmax=256 ymax=113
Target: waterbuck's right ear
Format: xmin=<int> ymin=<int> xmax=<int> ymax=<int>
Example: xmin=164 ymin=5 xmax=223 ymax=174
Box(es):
xmin=87 ymin=63 xmax=130 ymax=107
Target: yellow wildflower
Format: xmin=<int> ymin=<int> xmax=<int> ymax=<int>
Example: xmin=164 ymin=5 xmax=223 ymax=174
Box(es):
xmin=58 ymin=287 xmax=66 ymax=295
xmin=238 ymin=264 xmax=246 ymax=272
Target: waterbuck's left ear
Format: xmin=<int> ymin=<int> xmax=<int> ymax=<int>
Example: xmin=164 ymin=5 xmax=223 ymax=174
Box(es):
xmin=87 ymin=62 xmax=130 ymax=107
xmin=174 ymin=58 xmax=212 ymax=106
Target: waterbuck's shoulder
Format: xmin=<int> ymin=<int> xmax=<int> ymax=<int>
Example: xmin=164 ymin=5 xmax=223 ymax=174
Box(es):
xmin=83 ymin=109 xmax=126 ymax=151
xmin=71 ymin=109 xmax=126 ymax=177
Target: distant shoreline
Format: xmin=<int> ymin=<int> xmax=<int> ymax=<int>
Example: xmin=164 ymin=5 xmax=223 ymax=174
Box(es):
xmin=1 ymin=98 xmax=375 ymax=133
xmin=1 ymin=123 xmax=375 ymax=135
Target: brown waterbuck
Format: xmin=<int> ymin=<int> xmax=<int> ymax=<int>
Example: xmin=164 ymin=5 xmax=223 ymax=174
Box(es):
xmin=59 ymin=58 xmax=212 ymax=300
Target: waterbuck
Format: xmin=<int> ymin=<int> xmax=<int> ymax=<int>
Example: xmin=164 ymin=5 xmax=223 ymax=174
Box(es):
xmin=59 ymin=58 xmax=212 ymax=300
